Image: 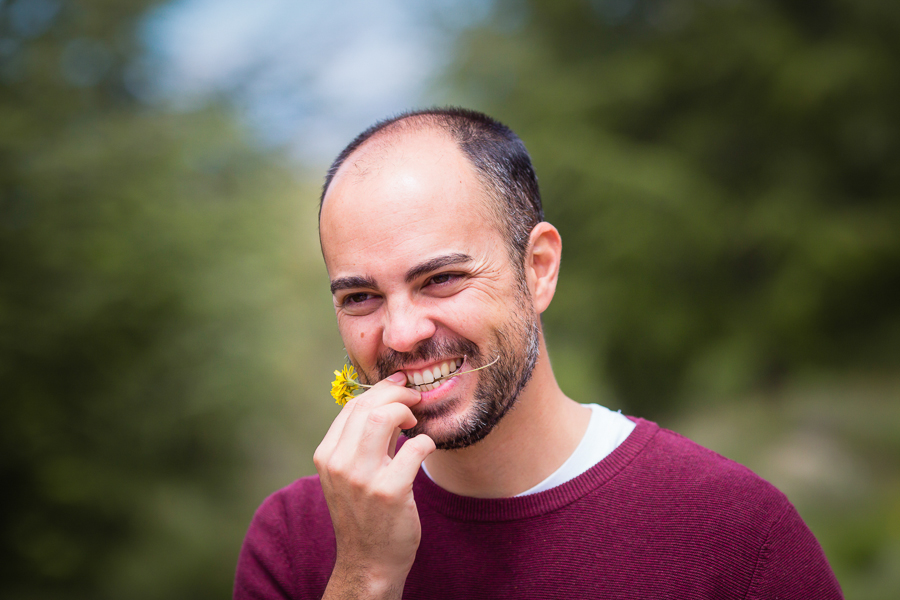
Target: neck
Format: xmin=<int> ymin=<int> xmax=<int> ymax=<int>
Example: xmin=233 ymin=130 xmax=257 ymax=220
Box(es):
xmin=421 ymin=337 xmax=590 ymax=498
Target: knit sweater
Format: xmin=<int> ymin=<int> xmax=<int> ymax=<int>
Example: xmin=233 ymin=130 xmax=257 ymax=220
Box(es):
xmin=234 ymin=418 xmax=843 ymax=599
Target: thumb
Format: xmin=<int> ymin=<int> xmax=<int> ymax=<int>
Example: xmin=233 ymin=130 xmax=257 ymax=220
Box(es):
xmin=385 ymin=371 xmax=407 ymax=385
xmin=389 ymin=434 xmax=436 ymax=483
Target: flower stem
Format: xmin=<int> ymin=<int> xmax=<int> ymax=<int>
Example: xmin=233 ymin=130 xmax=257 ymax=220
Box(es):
xmin=353 ymin=356 xmax=500 ymax=389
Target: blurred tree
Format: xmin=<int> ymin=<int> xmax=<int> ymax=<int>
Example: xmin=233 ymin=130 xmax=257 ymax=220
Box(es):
xmin=446 ymin=0 xmax=900 ymax=416
xmin=0 ymin=1 xmax=333 ymax=598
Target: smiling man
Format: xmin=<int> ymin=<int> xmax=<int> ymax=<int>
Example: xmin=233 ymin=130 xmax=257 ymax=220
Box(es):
xmin=234 ymin=108 xmax=842 ymax=599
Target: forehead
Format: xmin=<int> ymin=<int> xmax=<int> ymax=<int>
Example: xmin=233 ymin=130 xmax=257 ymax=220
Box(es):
xmin=320 ymin=129 xmax=502 ymax=279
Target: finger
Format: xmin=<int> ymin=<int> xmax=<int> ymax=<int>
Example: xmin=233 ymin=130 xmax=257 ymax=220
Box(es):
xmin=364 ymin=371 xmax=421 ymax=408
xmin=341 ymin=402 xmax=417 ymax=472
xmin=335 ymin=376 xmax=419 ymax=451
xmin=385 ymin=434 xmax=436 ymax=488
xmin=317 ymin=394 xmax=365 ymax=461
xmin=318 ymin=372 xmax=417 ymax=458
xmin=388 ymin=427 xmax=401 ymax=459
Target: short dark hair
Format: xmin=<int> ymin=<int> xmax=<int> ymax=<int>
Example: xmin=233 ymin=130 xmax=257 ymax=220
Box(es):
xmin=319 ymin=107 xmax=544 ymax=269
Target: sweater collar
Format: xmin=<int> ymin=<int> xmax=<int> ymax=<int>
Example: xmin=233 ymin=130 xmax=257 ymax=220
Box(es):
xmin=412 ymin=418 xmax=659 ymax=521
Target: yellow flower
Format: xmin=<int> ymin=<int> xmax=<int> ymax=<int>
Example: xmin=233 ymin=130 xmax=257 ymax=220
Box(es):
xmin=329 ymin=356 xmax=500 ymax=406
xmin=331 ymin=364 xmax=361 ymax=405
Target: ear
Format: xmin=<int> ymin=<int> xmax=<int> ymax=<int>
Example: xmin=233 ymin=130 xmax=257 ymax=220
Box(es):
xmin=525 ymin=222 xmax=562 ymax=314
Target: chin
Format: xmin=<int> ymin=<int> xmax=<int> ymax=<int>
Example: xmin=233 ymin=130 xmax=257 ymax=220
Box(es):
xmin=403 ymin=390 xmax=515 ymax=451
xmin=403 ymin=394 xmax=470 ymax=449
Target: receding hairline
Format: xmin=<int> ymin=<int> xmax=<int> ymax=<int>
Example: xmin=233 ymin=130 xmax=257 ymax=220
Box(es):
xmin=322 ymin=115 xmax=473 ymax=203
xmin=320 ymin=116 xmax=509 ymax=240
xmin=323 ymin=119 xmax=455 ymax=195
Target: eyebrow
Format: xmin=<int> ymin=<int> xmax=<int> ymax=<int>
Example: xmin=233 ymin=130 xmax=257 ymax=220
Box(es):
xmin=405 ymin=253 xmax=473 ymax=283
xmin=330 ymin=275 xmax=377 ymax=295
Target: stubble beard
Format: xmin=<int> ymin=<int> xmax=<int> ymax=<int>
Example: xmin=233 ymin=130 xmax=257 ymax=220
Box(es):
xmin=364 ymin=300 xmax=541 ymax=451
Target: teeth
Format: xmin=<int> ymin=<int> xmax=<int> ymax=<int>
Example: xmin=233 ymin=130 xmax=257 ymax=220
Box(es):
xmin=425 ymin=379 xmax=444 ymax=393
xmin=406 ymin=359 xmax=463 ymax=391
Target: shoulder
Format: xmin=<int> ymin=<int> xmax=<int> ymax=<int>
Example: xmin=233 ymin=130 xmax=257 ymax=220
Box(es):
xmin=631 ymin=419 xmax=789 ymax=505
xmin=609 ymin=421 xmax=842 ymax=596
xmin=608 ymin=419 xmax=800 ymax=544
xmin=234 ymin=476 xmax=335 ymax=600
xmin=260 ymin=475 xmax=329 ymax=512
xmin=251 ymin=475 xmax=332 ymax=539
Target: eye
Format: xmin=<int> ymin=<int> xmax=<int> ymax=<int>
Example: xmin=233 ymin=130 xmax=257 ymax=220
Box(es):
xmin=343 ymin=292 xmax=374 ymax=306
xmin=425 ymin=273 xmax=463 ymax=289
xmin=427 ymin=272 xmax=460 ymax=286
xmin=337 ymin=291 xmax=381 ymax=316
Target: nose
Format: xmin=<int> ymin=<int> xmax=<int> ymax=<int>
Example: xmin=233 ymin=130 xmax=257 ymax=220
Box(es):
xmin=381 ymin=298 xmax=436 ymax=353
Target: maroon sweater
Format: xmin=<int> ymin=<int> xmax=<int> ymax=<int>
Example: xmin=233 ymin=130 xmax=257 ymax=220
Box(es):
xmin=235 ymin=419 xmax=842 ymax=599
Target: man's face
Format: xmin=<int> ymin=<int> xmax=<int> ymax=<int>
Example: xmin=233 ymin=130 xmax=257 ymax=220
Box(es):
xmin=319 ymin=130 xmax=539 ymax=449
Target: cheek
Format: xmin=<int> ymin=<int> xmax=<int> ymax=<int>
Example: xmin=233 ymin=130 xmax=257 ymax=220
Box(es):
xmin=428 ymin=296 xmax=472 ymax=329
xmin=338 ymin=319 xmax=379 ymax=363
xmin=435 ymin=295 xmax=504 ymax=339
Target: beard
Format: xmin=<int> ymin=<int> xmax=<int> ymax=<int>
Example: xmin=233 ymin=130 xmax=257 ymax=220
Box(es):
xmin=360 ymin=301 xmax=541 ymax=450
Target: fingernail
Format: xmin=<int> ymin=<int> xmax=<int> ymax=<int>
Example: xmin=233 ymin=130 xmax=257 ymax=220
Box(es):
xmin=387 ymin=371 xmax=406 ymax=384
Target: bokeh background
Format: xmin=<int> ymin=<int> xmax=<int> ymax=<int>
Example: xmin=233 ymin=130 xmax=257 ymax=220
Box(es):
xmin=2 ymin=0 xmax=898 ymax=597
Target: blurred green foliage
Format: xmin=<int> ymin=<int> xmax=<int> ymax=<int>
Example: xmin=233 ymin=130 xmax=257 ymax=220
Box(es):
xmin=446 ymin=0 xmax=900 ymax=415
xmin=2 ymin=0 xmax=899 ymax=598
xmin=1 ymin=0 xmax=343 ymax=598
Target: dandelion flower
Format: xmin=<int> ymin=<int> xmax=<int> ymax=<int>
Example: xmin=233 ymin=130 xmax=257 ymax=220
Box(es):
xmin=329 ymin=356 xmax=501 ymax=405
xmin=331 ymin=364 xmax=361 ymax=405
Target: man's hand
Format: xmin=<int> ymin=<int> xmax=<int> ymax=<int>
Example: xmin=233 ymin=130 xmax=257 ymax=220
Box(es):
xmin=314 ymin=371 xmax=436 ymax=600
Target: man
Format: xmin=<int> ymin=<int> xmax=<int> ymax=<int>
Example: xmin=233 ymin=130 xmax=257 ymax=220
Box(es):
xmin=235 ymin=108 xmax=842 ymax=599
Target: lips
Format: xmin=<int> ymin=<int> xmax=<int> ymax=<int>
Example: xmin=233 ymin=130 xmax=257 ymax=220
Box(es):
xmin=403 ymin=359 xmax=462 ymax=392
